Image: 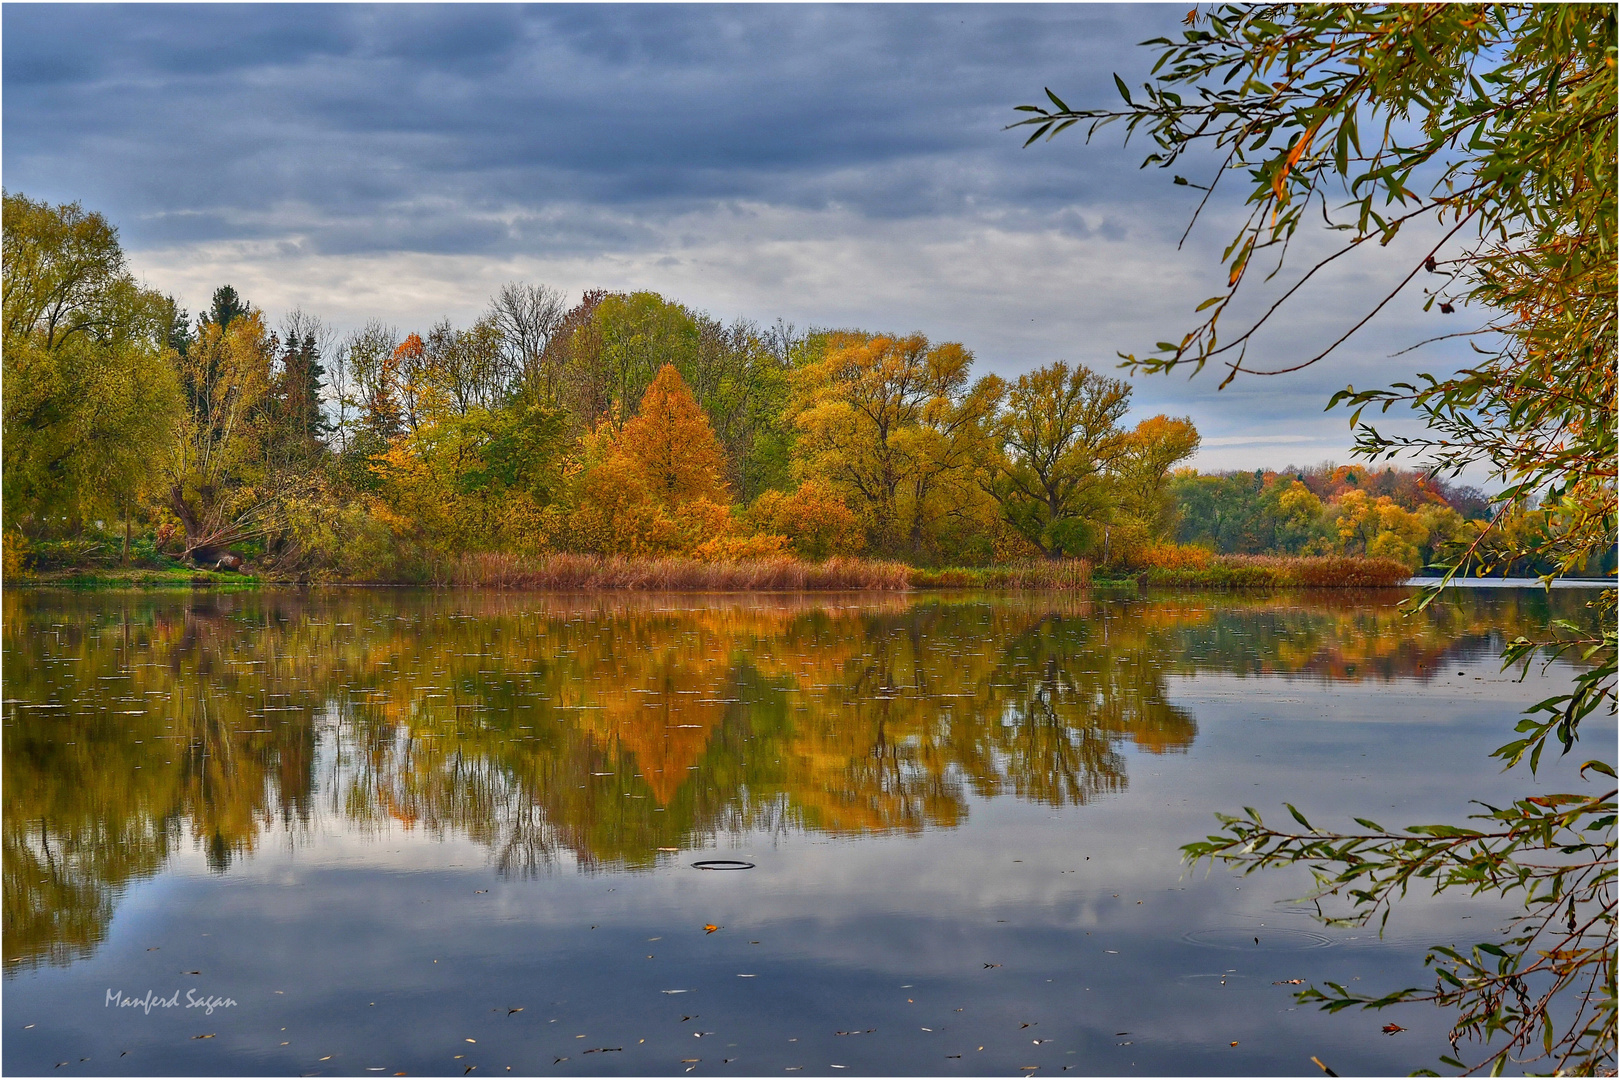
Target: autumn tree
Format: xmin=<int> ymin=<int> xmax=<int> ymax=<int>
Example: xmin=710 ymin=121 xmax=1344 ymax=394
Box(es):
xmin=565 ymin=364 xmax=736 ymax=556
xmin=790 ymin=332 xmax=1000 ymax=558
xmin=162 ymin=310 xmax=276 ymax=559
xmin=1110 ymin=414 xmax=1201 ymax=553
xmin=748 ymin=479 xmax=865 ymax=560
xmin=618 ymin=364 xmax=730 ymax=505
xmin=986 ymin=361 xmax=1132 ymax=558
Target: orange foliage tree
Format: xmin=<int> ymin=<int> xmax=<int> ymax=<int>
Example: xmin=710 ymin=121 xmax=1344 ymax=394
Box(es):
xmin=567 ymin=365 xmax=747 ymax=557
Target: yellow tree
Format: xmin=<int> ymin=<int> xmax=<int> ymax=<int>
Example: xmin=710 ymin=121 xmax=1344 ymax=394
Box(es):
xmin=1332 ymin=489 xmax=1428 ymax=570
xmin=790 ymin=333 xmax=999 ymax=557
xmin=748 ymin=478 xmax=865 ymax=560
xmin=1113 ymin=414 xmax=1201 ymax=547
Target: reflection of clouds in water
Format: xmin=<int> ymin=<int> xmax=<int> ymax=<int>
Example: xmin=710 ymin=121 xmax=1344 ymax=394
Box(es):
xmin=1 ymin=586 xmax=1595 ymax=974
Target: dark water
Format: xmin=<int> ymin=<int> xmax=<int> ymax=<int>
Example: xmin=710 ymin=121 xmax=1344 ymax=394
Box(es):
xmin=4 ymin=587 xmax=1610 ymax=1077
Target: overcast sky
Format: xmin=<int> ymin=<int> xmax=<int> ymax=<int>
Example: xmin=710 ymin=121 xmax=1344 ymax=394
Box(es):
xmin=3 ymin=3 xmax=1475 ymax=473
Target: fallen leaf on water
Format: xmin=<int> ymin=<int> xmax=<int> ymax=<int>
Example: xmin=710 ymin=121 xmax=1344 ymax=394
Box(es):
xmin=465 ymin=1039 xmax=477 ymax=1044
xmin=663 ymin=990 xmax=693 ymax=995
xmin=1274 ymin=980 xmax=1304 ymax=985
xmin=192 ymin=1034 xmax=215 ymax=1040
xmin=983 ymin=963 xmax=1001 ymax=969
xmin=704 ymin=925 xmax=720 ymax=934
xmin=1382 ymin=1024 xmax=1406 ymax=1035
xmin=553 ymin=1059 xmax=567 ymax=1065
xmin=319 ymin=1056 xmax=333 ymax=1061
xmin=1230 ymin=1041 xmax=1239 ymax=1047
xmin=508 ymin=1009 xmax=523 ymax=1015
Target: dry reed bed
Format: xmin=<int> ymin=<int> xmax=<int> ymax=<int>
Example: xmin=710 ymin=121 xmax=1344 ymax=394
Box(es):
xmin=449 ymin=552 xmax=1406 ymax=591
xmin=450 ymin=552 xmax=912 ymax=590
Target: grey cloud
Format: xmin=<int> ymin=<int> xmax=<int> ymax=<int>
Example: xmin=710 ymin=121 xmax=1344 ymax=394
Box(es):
xmin=4 ymin=4 xmax=1181 ymax=253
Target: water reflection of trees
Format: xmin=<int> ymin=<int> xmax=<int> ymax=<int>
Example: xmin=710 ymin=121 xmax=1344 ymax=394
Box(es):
xmin=3 ymin=587 xmax=1585 ymax=972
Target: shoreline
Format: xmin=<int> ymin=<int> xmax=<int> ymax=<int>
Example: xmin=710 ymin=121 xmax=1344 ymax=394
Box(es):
xmin=9 ymin=555 xmax=1607 ymax=592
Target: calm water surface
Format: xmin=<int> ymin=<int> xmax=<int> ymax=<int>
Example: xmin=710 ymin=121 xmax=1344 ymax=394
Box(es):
xmin=4 ymin=587 xmax=1610 ymax=1077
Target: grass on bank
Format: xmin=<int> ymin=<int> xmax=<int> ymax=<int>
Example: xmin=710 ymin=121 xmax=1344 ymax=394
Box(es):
xmin=1139 ymin=554 xmax=1412 ymax=589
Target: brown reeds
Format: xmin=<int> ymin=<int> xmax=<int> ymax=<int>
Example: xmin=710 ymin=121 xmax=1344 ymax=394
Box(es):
xmin=445 ymin=551 xmax=1402 ymax=591
xmin=448 ymin=552 xmax=911 ymax=591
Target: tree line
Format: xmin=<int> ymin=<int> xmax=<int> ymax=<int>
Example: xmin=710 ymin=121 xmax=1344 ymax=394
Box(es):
xmin=3 ymin=191 xmax=1206 ymax=578
xmin=3 ymin=189 xmax=1545 ymax=581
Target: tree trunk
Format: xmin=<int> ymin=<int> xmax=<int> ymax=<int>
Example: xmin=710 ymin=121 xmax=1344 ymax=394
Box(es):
xmin=168 ymin=485 xmax=204 ymax=558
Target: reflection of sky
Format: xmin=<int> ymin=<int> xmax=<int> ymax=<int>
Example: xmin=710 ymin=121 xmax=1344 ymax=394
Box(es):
xmin=9 ymin=643 xmax=1610 ymax=1077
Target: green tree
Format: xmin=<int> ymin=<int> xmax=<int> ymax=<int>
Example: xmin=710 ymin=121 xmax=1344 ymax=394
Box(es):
xmin=202 ymin=285 xmax=251 ymax=331
xmin=1018 ymin=5 xmax=1615 ymax=1072
xmin=987 ymin=361 xmax=1131 ymax=558
xmin=1 ymin=192 xmax=182 ymax=538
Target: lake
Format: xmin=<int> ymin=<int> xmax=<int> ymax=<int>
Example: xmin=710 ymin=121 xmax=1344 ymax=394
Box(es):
xmin=4 ymin=586 xmax=1610 ymax=1076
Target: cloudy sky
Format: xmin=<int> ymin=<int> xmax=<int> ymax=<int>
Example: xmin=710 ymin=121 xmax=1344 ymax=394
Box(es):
xmin=4 ymin=3 xmax=1470 ymax=472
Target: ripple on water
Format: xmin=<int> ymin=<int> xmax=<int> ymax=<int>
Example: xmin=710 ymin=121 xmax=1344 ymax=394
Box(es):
xmin=1181 ymin=927 xmax=1336 ymax=951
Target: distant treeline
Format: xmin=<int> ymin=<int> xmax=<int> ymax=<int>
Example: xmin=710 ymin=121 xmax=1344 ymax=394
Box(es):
xmin=6 ymin=192 xmax=1602 ymax=582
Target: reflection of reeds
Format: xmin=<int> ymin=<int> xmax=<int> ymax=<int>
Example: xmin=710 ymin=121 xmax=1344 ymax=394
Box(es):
xmin=450 ymin=553 xmax=913 ymax=590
